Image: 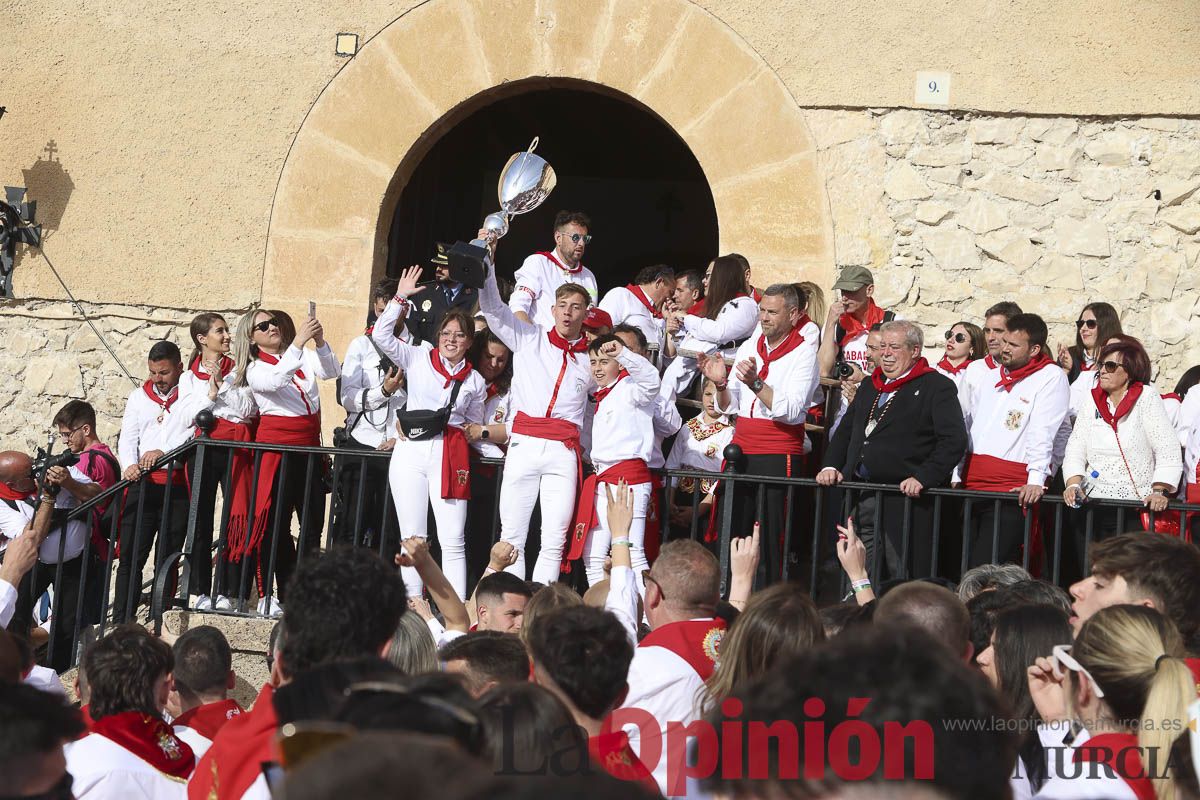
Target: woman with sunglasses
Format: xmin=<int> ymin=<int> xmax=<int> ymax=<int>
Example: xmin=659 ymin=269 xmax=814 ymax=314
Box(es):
xmin=1062 ymin=338 xmax=1181 ymax=550
xmin=1058 ymin=302 xmax=1122 ymax=383
xmin=374 ymin=265 xmax=487 ymax=601
xmin=935 ymin=321 xmax=987 ymax=385
xmin=975 ymin=603 xmax=1072 ymax=799
xmin=1028 ymin=605 xmax=1194 ymax=800
xmin=229 ymin=308 xmax=340 ymax=615
xmin=177 ymin=312 xmax=258 ymax=611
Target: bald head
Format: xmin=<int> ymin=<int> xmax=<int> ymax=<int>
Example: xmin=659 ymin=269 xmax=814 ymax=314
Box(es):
xmin=0 ymin=452 xmax=33 ymax=491
xmin=876 ymin=582 xmax=972 ymax=662
xmin=647 ymin=540 xmax=720 ymax=622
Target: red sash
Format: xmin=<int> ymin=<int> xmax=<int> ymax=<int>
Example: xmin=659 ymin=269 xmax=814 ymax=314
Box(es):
xmin=565 ymin=460 xmax=653 ymax=565
xmin=173 ymin=699 xmax=244 ymax=741
xmin=838 ymin=300 xmax=885 ymax=347
xmin=1092 ymin=383 xmax=1143 ymax=431
xmin=732 ymin=417 xmax=806 ymax=456
xmin=1072 ymin=733 xmax=1155 ymax=800
xmin=188 ymin=684 xmax=278 ymax=800
xmin=226 ymin=413 xmax=320 ymax=561
xmin=589 ymin=730 xmax=657 ymax=790
xmin=512 ymin=412 xmax=580 ymax=452
xmin=440 ymin=425 xmax=472 ymax=500
xmin=626 ymin=284 xmax=662 ymax=319
xmin=936 ymin=356 xmax=970 ymax=375
xmin=996 ymin=353 xmax=1055 ymax=391
xmin=962 ymin=453 xmax=1031 ymax=492
xmin=638 ymin=618 xmax=727 ymax=680
xmin=538 ymin=250 xmax=584 ymax=275
xmin=91 ymin=711 xmax=195 ymax=779
xmin=871 ymin=358 xmax=935 ymax=393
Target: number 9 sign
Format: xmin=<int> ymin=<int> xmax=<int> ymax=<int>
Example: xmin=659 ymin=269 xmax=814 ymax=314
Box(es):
xmin=915 ymin=72 xmax=951 ymax=106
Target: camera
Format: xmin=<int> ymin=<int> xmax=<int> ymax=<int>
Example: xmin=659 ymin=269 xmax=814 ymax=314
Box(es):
xmin=31 ymin=446 xmax=79 ymax=486
xmin=834 ymin=358 xmax=855 ymax=380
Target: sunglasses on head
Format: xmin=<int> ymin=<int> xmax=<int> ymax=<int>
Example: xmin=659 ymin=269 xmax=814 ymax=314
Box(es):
xmin=254 ymin=319 xmax=278 ymax=333
xmin=1075 ymin=319 xmax=1098 ymax=330
xmin=1099 ymin=360 xmax=1125 ymax=374
xmin=944 ymin=331 xmax=967 ymax=343
xmin=559 ymin=232 xmax=592 ymax=245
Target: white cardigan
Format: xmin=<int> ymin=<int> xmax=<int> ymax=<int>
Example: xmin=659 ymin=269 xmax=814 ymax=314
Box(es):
xmin=1062 ymin=388 xmax=1182 ymax=500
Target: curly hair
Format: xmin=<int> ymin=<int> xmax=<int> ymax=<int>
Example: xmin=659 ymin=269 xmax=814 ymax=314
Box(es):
xmin=526 ymin=605 xmax=632 ymax=720
xmin=84 ymin=623 xmax=174 ymax=719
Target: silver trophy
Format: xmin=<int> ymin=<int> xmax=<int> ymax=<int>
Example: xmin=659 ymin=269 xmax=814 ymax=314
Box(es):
xmin=453 ymin=138 xmax=556 ymax=287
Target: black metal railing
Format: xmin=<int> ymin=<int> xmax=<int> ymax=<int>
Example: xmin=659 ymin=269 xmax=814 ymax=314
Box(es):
xmin=14 ymin=425 xmax=1200 ymax=673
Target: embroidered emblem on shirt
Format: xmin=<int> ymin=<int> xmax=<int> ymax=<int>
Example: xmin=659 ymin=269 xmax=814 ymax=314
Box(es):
xmin=158 ymin=729 xmax=183 ymax=760
xmin=456 ymin=469 xmax=469 ymax=487
xmin=492 ymin=408 xmax=505 ymax=423
xmin=705 ymin=444 xmax=717 ymax=459
xmin=702 ymin=627 xmax=724 ymax=666
xmin=1004 ymin=410 xmax=1024 ymax=431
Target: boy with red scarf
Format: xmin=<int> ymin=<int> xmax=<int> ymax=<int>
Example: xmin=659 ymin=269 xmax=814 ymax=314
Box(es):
xmin=959 ymin=313 xmax=1069 ymax=567
xmin=598 ymin=264 xmax=674 ymax=350
xmin=509 ymin=210 xmax=599 ymax=329
xmin=698 ymin=284 xmax=820 ymax=584
xmin=817 ymin=265 xmax=895 ymax=378
xmin=169 ymin=626 xmax=243 ymax=760
xmin=819 ymin=321 xmax=967 ymax=580
xmin=113 ymin=341 xmax=193 ymax=625
xmin=66 ymin=624 xmax=195 ymax=798
xmin=571 ymin=335 xmax=661 ymax=584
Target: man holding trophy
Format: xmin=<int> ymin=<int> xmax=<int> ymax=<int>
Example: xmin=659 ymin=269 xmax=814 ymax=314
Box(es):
xmin=508 ymin=210 xmax=599 ymax=329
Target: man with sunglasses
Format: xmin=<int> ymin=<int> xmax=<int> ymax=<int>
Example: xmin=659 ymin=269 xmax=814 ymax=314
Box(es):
xmin=958 ymin=313 xmax=1069 ymax=568
xmin=509 ymin=210 xmax=598 ymax=329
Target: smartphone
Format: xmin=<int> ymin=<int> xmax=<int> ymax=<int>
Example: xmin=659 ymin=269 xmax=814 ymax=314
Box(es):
xmin=308 ymin=301 xmax=316 ymax=318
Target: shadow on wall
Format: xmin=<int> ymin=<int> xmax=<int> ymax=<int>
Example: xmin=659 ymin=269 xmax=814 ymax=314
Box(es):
xmin=22 ymin=140 xmax=75 ymax=239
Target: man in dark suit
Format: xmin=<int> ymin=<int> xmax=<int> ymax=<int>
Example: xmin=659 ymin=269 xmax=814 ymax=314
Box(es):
xmin=413 ymin=242 xmax=479 ymax=342
xmin=818 ymin=320 xmax=967 ymax=581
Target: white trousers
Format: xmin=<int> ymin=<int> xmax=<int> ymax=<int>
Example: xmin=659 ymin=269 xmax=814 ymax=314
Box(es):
xmin=583 ymin=480 xmax=651 ymax=586
xmin=499 ymin=433 xmax=579 ymax=584
xmin=388 ymin=436 xmax=468 ymax=600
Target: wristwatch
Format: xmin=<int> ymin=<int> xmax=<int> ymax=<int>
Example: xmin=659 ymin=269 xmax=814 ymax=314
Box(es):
xmin=749 ymin=377 xmax=765 ymax=393
xmin=481 ymin=428 xmax=490 ymax=441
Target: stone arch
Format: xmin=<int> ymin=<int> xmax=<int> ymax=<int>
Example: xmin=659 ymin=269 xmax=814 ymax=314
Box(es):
xmin=262 ymin=0 xmax=832 ymax=351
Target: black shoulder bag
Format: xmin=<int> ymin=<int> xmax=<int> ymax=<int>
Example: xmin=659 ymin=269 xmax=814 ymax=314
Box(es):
xmin=395 ymin=378 xmax=464 ymax=441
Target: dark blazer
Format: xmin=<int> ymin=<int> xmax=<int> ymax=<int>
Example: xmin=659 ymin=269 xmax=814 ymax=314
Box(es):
xmin=823 ymin=369 xmax=967 ymax=488
xmin=414 ymin=282 xmax=479 ymax=343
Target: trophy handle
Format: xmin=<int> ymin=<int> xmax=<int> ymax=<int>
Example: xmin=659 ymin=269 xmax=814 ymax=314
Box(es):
xmin=527 ymin=137 xmax=539 ymax=154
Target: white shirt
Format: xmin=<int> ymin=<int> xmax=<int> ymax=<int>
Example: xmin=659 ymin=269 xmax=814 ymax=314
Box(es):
xmin=245 ymin=343 xmax=340 ymax=417
xmin=650 ymin=394 xmax=683 ymax=470
xmin=474 ymin=387 xmax=514 ymax=459
xmin=590 ymin=350 xmax=660 ymax=472
xmin=1032 ymin=728 xmax=1138 ymax=800
xmin=934 ymin=361 xmax=971 ymax=387
xmin=24 ymin=663 xmax=66 ymax=695
xmin=0 ymin=467 xmax=93 ymax=563
xmin=962 ymin=361 xmax=1070 ymax=485
xmin=665 ymin=415 xmax=735 ymax=492
xmin=0 ymin=578 xmax=15 ymax=627
xmin=66 ymin=733 xmax=188 ymax=799
xmin=716 ymin=322 xmax=821 ymax=427
xmin=1180 ymin=389 xmax=1200 ymax=443
xmin=118 ymin=385 xmax=196 ymax=470
xmin=372 ymin=300 xmax=486 ymax=428
xmin=173 ymin=725 xmax=212 ymax=761
xmin=339 ymin=331 xmax=415 ymax=448
xmin=177 ymin=369 xmax=257 ymax=427
xmin=599 ymin=285 xmax=665 ymax=348
xmin=1063 ymin=389 xmax=1182 ymax=499
xmin=509 ymin=251 xmax=599 ymax=330
xmin=678 ymin=297 xmax=758 ymax=354
xmin=605 ymin=564 xmax=707 ymax=797
xmin=480 ymin=267 xmax=594 ymax=427
xmin=957 ymin=355 xmax=1002 ymax=422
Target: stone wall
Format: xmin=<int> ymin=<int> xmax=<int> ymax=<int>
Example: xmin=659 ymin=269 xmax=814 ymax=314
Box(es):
xmin=806 ymin=109 xmax=1200 ymax=385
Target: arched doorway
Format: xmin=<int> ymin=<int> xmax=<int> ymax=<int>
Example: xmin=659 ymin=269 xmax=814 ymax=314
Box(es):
xmin=387 ymin=80 xmax=718 ymax=287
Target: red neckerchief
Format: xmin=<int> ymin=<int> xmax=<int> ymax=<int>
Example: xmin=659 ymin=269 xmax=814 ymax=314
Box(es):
xmin=173 ymin=699 xmax=244 ymax=741
xmin=1162 ymin=392 xmax=1182 ymax=402
xmin=429 ymin=349 xmax=471 ymax=388
xmin=592 ymin=371 xmax=628 ymax=406
xmin=364 ymin=325 xmax=374 ymax=336
xmin=257 ymin=349 xmax=304 ymax=380
xmin=189 ymin=684 xmax=278 ymax=800
xmin=190 ymin=355 xmax=234 ymax=381
xmin=486 ymin=382 xmax=501 ymax=401
xmin=91 ymin=711 xmax=195 ymax=779
xmin=995 ymin=353 xmax=1055 ymax=392
xmin=626 ymin=284 xmax=662 ymax=319
xmin=751 ymin=287 xmax=763 ymax=303
xmin=142 ymin=381 xmax=180 ymax=413
xmin=0 ymin=482 xmax=35 ymax=501
xmin=871 ymin=358 xmax=936 ymax=393
xmin=1092 ymin=382 xmax=1144 ymax=432
xmin=538 ymin=250 xmax=583 ymax=275
xmin=838 ymin=300 xmax=885 ymax=347
xmin=984 ymin=354 xmax=998 ymax=369
xmin=755 ymin=317 xmax=810 ymax=380
xmin=638 ymin=618 xmax=727 ymax=680
xmin=547 ymin=329 xmax=587 ymax=357
xmin=686 ymin=298 xmax=706 ymax=316
xmin=936 ymin=356 xmax=970 ymax=375
xmin=1072 ymin=733 xmax=1155 ymax=800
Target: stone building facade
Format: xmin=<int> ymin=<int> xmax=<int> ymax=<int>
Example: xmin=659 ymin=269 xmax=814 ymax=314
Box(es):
xmin=2 ymin=0 xmax=1197 ymax=451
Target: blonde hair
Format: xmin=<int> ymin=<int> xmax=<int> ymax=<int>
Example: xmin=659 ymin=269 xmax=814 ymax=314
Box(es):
xmin=1073 ymin=605 xmax=1194 ymax=800
xmin=796 ymin=280 xmax=826 ymax=325
xmin=231 ymin=309 xmax=261 ymax=389
xmin=518 ymin=582 xmax=582 ymax=648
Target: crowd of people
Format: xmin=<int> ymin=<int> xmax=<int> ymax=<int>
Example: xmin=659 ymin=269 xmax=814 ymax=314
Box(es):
xmin=2 ymin=208 xmax=1200 ymax=798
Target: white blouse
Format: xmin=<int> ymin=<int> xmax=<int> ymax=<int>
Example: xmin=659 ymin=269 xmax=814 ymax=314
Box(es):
xmin=1062 ymin=389 xmax=1183 ymax=500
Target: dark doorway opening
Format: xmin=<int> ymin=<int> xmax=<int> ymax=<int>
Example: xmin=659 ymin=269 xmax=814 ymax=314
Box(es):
xmin=387 ymin=81 xmax=719 ymax=292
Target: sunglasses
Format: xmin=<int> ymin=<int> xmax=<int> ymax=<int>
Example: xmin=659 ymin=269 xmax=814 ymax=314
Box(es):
xmin=254 ymin=319 xmax=278 ymax=333
xmin=1052 ymin=644 xmax=1105 ymax=698
xmin=1099 ymin=360 xmax=1125 ymax=374
xmin=558 ymin=232 xmax=593 ymax=245
xmin=944 ymin=331 xmax=967 ymax=343
xmin=642 ymin=569 xmax=666 ymax=600
xmin=1075 ymin=319 xmax=1098 ymax=330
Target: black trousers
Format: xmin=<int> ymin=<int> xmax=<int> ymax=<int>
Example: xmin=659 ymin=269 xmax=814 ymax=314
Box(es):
xmin=853 ymin=492 xmax=939 ymax=582
xmin=188 ymin=446 xmax=236 ymax=598
xmin=330 ymin=439 xmax=395 ymax=550
xmin=720 ymin=453 xmax=800 ymax=587
xmin=12 ymin=554 xmax=83 ymax=672
xmin=112 ymin=482 xmax=189 ymax=624
xmin=967 ymin=501 xmax=1028 ymax=569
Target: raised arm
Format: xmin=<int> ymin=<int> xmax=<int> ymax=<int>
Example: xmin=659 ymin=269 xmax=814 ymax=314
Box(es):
xmin=817 ymin=301 xmax=843 ymax=378
xmin=313 ymin=342 xmax=341 ymax=380
xmin=508 ymin=256 xmax=540 ymax=325
xmin=246 ymin=345 xmax=307 ymax=393
xmin=479 ymin=254 xmax=539 ymax=351
xmin=613 ymin=345 xmax=660 ymax=408
xmin=396 ymin=538 xmax=470 ymax=631
xmin=603 ymin=480 xmax=640 ymax=646
xmin=372 ymin=265 xmax=428 ymax=370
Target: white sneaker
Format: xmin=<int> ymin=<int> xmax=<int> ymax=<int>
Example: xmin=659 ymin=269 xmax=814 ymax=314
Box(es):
xmin=214 ymin=595 xmax=234 ymax=612
xmin=194 ymin=595 xmax=213 ymax=611
xmin=256 ymin=597 xmax=283 ymax=618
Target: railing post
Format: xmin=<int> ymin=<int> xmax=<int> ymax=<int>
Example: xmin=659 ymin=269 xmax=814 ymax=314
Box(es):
xmin=180 ymin=411 xmax=216 ymax=611
xmin=717 ymin=444 xmax=745 ymax=597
